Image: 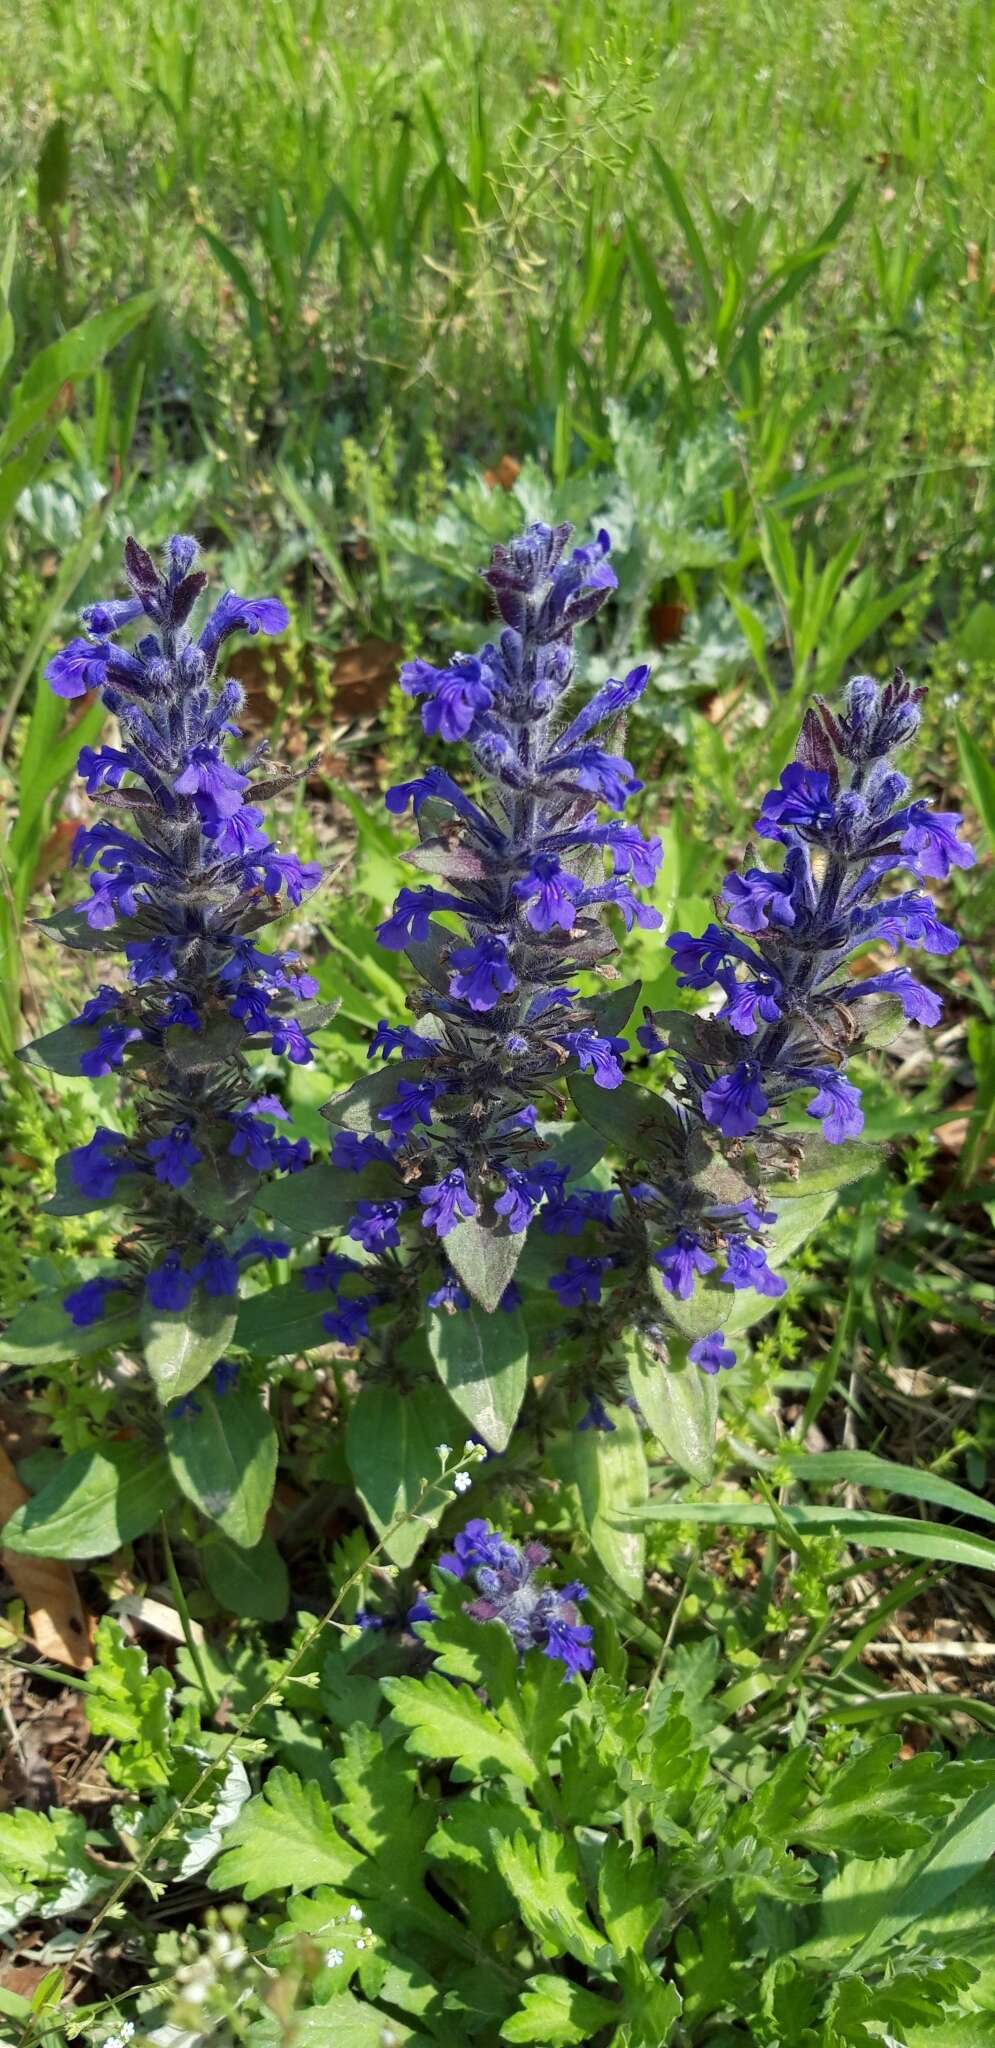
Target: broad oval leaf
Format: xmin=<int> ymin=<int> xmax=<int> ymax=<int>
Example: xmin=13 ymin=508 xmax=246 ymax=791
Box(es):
xmin=625 ymin=1330 xmax=717 ymax=1482
xmin=235 ymin=1281 xmax=333 ymax=1359
xmin=165 ymin=1384 xmax=278 ymax=1547
xmin=1 ymin=1443 xmax=177 ymax=1560
xmin=140 ymin=1288 xmax=237 ymax=1403
xmin=346 ymin=1379 xmax=461 ymax=1567
xmin=202 ymin=1529 xmax=289 ymax=1621
xmin=426 ymin=1299 xmax=528 ymax=1451
xmin=2 ymin=1292 xmax=139 ymax=1365
xmin=445 ymin=1215 xmax=525 ymax=1313
xmin=563 ymin=1402 xmax=647 ymax=1598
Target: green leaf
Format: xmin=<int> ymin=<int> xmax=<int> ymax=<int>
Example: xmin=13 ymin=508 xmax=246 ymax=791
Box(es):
xmin=178 ymin=1152 xmax=260 ymax=1226
xmin=722 ymin=1190 xmax=836 ymax=1339
xmin=85 ymin=1616 xmax=174 ymax=1787
xmin=494 ymin=1831 xmax=607 ymax=1968
xmin=0 ymin=292 xmax=157 ymax=458
xmin=567 ymin=1073 xmax=681 ymax=1162
xmin=383 ymin=1671 xmax=536 ymax=1785
xmin=165 ymin=1384 xmax=277 ymax=1546
xmin=597 ymin=1838 xmax=661 ymax=1957
xmin=36 ymin=117 xmax=70 ymax=214
xmin=847 ymin=1783 xmax=995 ymax=1970
xmin=763 ymin=1133 xmax=884 ymax=1198
xmin=957 ymin=716 xmax=995 ymax=855
xmin=322 ymin=1064 xmax=417 ymax=1134
xmin=624 ymin=1331 xmax=716 ymax=1482
xmin=1 ymin=1293 xmax=138 ymax=1364
xmin=277 ymin=1997 xmax=422 ymax=2046
xmin=254 ymin=1161 xmax=373 ymax=1236
xmin=0 ymin=1808 xmax=87 ymax=1883
xmin=623 ymin=1500 xmax=995 ymax=1574
xmin=566 ymin=1402 xmax=647 ymax=1597
xmin=208 ymin=1766 xmax=364 ymax=1899
xmin=1 ymin=1444 xmax=177 ymax=1560
xmin=426 ymin=1299 xmax=528 ymax=1451
xmin=445 ymin=1215 xmax=526 ymax=1313
xmin=18 ymin=1020 xmax=111 ymax=1076
xmin=769 ymin=1449 xmax=995 ymax=1527
xmin=202 ymin=1530 xmax=289 ymax=1621
xmin=235 ymin=1281 xmax=332 ymax=1358
xmin=501 ymin=1976 xmax=619 ymax=2045
xmin=140 ymin=1288 xmax=237 ymax=1404
xmin=346 ymin=1380 xmax=457 ymax=1566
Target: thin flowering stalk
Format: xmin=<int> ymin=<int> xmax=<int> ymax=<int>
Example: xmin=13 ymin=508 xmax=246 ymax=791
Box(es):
xmin=33 ymin=536 xmax=326 ymax=1343
xmin=537 ymin=672 xmax=972 ymax=1406
xmin=310 ymin=520 xmax=661 ymax=1318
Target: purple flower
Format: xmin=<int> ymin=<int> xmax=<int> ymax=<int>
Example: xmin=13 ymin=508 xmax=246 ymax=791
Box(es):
xmin=721 ymin=1238 xmax=786 ymax=1298
xmin=302 ymin=1252 xmax=362 ymax=1292
xmin=348 ymin=1200 xmax=405 ymax=1253
xmin=331 ymin=1129 xmax=393 ymax=1171
xmin=438 ymin=1520 xmax=515 ymax=1578
xmin=542 ymin=1611 xmax=595 ymax=1677
xmin=367 ymin=1021 xmax=430 ymax=1061
xmin=174 ymin=745 xmax=248 ymax=821
xmin=689 ymin=1331 xmax=736 ymax=1376
xmin=448 ymin=935 xmax=516 ymax=1011
xmin=79 ymin=1023 xmax=142 ymax=1077
xmin=427 ymin=1274 xmax=471 ymax=1311
xmin=63 ymin=1276 xmax=126 ymax=1327
xmin=69 ymin=1127 xmax=132 ymax=1200
xmin=543 ymin=745 xmax=641 ymax=810
xmin=45 ymin=637 xmax=111 ymax=699
xmin=900 ymin=807 xmax=974 ymax=880
xmin=125 ymin=937 xmax=178 ymax=985
xmin=721 ymin=867 xmax=797 ymax=933
xmin=146 ymin=1124 xmax=202 ymax=1189
xmin=756 ymin=764 xmax=835 ymax=843
xmin=805 ymin=1071 xmax=864 ymax=1144
xmin=401 ymin=655 xmax=494 ymax=742
xmin=198 ymin=591 xmax=289 ymax=668
xmin=578 ymin=1394 xmax=616 ymax=1432
xmin=145 ymin=1253 xmax=195 ymax=1312
xmin=513 ymin=857 xmax=583 ymax=933
xmin=854 ymin=967 xmax=942 ymax=1027
xmin=255 ymin=849 xmax=322 ymax=904
xmin=269 ymin=1016 xmax=314 ymax=1065
xmin=378 ymin=1078 xmax=443 ymax=1140
xmin=716 ymin=973 xmax=783 ymax=1037
xmin=192 ymin=1245 xmax=240 ymax=1297
xmin=419 ymin=1170 xmax=477 ymax=1237
xmin=376 ymin=887 xmax=440 ymax=951
xmin=654 ymin=1233 xmax=717 ymax=1301
xmin=701 ymin=1063 xmax=769 ymax=1138
xmin=74 ymin=985 xmax=122 ymax=1027
xmin=549 ymin=1255 xmax=612 ymax=1308
xmin=559 ymin=1028 xmax=627 ymax=1090
xmin=322 ymin=1295 xmax=377 ymax=1344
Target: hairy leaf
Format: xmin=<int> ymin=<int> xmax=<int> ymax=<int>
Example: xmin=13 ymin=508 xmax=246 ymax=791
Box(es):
xmin=1 ymin=1444 xmax=176 ymax=1560
xmin=208 ymin=1766 xmax=365 ymax=1898
xmin=426 ymin=1298 xmax=528 ymax=1450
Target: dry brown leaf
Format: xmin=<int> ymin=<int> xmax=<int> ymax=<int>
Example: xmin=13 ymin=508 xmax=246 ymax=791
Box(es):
xmin=0 ymin=1444 xmax=92 ymax=1670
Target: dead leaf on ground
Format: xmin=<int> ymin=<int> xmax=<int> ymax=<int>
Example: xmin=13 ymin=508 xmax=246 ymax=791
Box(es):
xmin=0 ymin=1444 xmax=92 ymax=1670
xmin=483 ymin=454 xmax=522 ymax=490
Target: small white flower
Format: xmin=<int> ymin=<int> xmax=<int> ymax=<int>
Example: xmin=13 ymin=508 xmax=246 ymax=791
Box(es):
xmin=324 ymin=1947 xmax=344 ymax=1967
xmin=435 ymin=1442 xmax=451 ymax=1463
xmin=356 ymin=1938 xmax=366 ymax=1950
xmin=348 ymin=1903 xmax=364 ymax=1922
xmin=463 ymin=1438 xmax=476 ymax=1452
xmin=453 ymin=1470 xmax=472 ymax=1493
xmin=120 ymin=2031 xmax=135 ymax=2045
